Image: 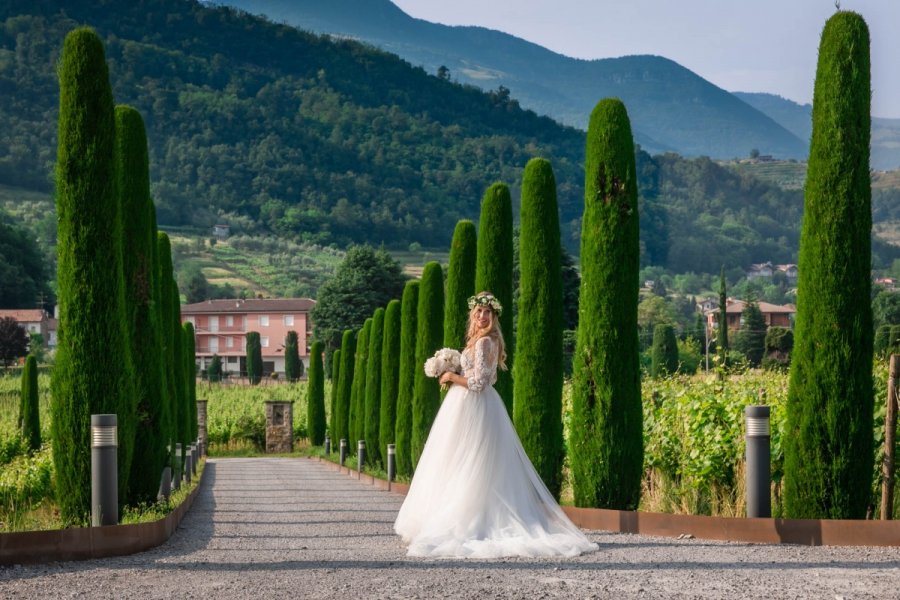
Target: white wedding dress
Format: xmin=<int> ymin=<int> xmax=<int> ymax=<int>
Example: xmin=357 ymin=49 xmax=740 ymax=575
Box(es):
xmin=394 ymin=336 xmax=599 ymax=558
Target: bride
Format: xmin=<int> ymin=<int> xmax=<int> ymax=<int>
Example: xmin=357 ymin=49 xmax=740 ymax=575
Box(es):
xmin=394 ymin=292 xmax=598 ymax=558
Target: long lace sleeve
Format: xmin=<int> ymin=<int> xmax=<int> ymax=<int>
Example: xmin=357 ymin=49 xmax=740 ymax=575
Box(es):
xmin=466 ymin=336 xmax=497 ymax=393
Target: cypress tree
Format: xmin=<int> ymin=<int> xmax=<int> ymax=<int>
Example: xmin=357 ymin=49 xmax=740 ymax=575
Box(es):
xmin=171 ymin=286 xmax=187 ymax=453
xmin=183 ymin=322 xmax=197 ymax=441
xmin=444 ymin=220 xmax=477 ymax=350
xmin=411 ymin=262 xmax=444 ymax=470
xmin=513 ymin=158 xmax=565 ymax=498
xmin=117 ymin=105 xmax=167 ymax=503
xmin=650 ymin=324 xmax=679 ymax=378
xmin=738 ymin=302 xmax=767 ymax=367
xmin=475 ymin=183 xmax=515 ymax=414
xmin=307 ymin=340 xmax=326 ymax=445
xmin=349 ymin=319 xmax=371 ymax=450
xmin=157 ymin=232 xmax=176 ymax=467
xmin=329 ymin=348 xmax=340 ymax=442
xmin=784 ymin=12 xmax=873 ymax=519
xmin=246 ymin=331 xmax=263 ymax=385
xmin=335 ymin=330 xmax=356 ymax=446
xmin=717 ymin=267 xmax=728 ymax=367
xmin=284 ymin=331 xmax=301 ymax=382
xmin=379 ymin=299 xmax=401 ymax=455
xmin=570 ymin=98 xmax=642 ymax=510
xmin=51 ymin=28 xmax=136 ymax=523
xmin=364 ymin=307 xmax=385 ymax=466
xmin=208 ymin=355 xmax=223 ymax=383
xmin=20 ymin=355 xmax=41 ymax=452
xmin=395 ymin=280 xmax=419 ymax=476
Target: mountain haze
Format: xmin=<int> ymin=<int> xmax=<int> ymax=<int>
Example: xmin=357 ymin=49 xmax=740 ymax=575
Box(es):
xmin=219 ymin=0 xmax=808 ymax=160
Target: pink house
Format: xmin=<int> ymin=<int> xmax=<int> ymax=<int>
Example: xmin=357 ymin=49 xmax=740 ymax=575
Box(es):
xmin=181 ymin=298 xmax=315 ymax=377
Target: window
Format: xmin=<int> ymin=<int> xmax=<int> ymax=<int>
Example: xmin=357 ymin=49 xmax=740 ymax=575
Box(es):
xmin=225 ymin=315 xmax=233 ymax=327
xmin=209 ymin=337 xmax=219 ymax=353
xmin=259 ymin=315 xmax=269 ymax=327
xmin=209 ymin=315 xmax=219 ymax=332
xmin=261 ymin=336 xmax=269 ymax=348
xmin=283 ymin=315 xmax=294 ymax=326
xmin=226 ymin=336 xmax=233 ymax=348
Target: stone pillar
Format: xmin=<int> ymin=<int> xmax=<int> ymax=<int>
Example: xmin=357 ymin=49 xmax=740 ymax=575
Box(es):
xmin=265 ymin=401 xmax=294 ymax=453
xmin=196 ymin=400 xmax=208 ymax=456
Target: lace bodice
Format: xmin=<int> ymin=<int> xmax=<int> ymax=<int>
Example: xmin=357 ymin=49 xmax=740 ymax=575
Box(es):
xmin=460 ymin=336 xmax=498 ymax=393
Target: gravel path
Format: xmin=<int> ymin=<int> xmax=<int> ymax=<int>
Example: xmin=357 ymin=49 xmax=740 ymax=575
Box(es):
xmin=2 ymin=457 xmax=899 ymax=599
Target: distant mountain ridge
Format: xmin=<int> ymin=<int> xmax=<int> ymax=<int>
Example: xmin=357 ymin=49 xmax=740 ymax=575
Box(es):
xmin=217 ymin=0 xmax=808 ymax=160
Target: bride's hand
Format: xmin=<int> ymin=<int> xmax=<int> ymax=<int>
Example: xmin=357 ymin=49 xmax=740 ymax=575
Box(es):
xmin=439 ymin=372 xmax=454 ymax=386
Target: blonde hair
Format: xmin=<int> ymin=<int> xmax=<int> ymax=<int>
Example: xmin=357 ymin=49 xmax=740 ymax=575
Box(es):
xmin=464 ymin=292 xmax=508 ymax=370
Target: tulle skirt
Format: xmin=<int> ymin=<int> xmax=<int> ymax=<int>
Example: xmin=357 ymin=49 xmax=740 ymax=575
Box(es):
xmin=394 ymin=383 xmax=599 ymax=558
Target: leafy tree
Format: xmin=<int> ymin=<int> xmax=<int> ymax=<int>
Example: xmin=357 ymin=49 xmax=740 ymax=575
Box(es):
xmin=349 ymin=318 xmax=371 ymax=450
xmin=284 ymin=331 xmax=301 ymax=382
xmin=784 ymin=11 xmax=873 ymax=519
xmin=379 ymin=299 xmax=401 ymax=455
xmin=762 ymin=326 xmax=793 ymax=370
xmin=334 ymin=329 xmax=356 ymax=446
xmin=311 ymin=245 xmax=406 ymax=357
xmin=513 ymin=158 xmax=565 ymax=498
xmin=475 ymin=183 xmax=515 ymax=414
xmin=651 ymin=324 xmax=679 ymax=378
xmin=307 ymin=340 xmax=326 ymax=445
xmin=395 ymin=280 xmax=419 ymax=476
xmin=0 ymin=213 xmax=53 ymax=310
xmin=50 ymin=28 xmax=136 ymax=523
xmin=246 ymin=331 xmax=263 ymax=385
xmin=182 ymin=266 xmax=211 ymax=304
xmin=364 ymin=307 xmax=385 ymax=466
xmin=207 ymin=354 xmax=223 ymax=382
xmin=873 ymin=289 xmax=900 ymax=329
xmin=444 ymin=220 xmax=477 ymax=350
xmin=0 ymin=317 xmax=29 ymax=367
xmin=328 ymin=348 xmax=340 ymax=442
xmin=411 ymin=262 xmax=443 ymax=470
xmin=737 ymin=301 xmax=767 ymax=367
xmin=570 ymin=98 xmax=642 ymax=510
xmin=19 ymin=354 xmax=41 ymax=451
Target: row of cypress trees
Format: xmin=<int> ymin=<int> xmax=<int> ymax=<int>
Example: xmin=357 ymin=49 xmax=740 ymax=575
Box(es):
xmin=50 ymin=28 xmax=196 ymax=523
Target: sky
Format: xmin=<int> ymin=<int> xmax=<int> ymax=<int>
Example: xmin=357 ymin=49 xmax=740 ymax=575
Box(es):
xmin=391 ymin=0 xmax=900 ymax=119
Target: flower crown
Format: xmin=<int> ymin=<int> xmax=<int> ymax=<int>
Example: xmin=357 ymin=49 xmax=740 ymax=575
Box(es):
xmin=467 ymin=293 xmax=502 ymax=316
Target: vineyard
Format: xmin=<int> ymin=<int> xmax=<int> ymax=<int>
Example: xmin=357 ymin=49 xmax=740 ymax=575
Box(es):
xmin=1 ymin=363 xmax=896 ymax=531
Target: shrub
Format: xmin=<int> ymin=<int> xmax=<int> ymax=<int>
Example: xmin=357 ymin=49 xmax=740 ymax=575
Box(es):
xmin=395 ymin=281 xmax=419 ymax=476
xmin=306 ymin=341 xmax=326 ymax=445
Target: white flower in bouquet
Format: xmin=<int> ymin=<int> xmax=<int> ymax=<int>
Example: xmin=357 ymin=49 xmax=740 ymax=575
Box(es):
xmin=424 ymin=347 xmax=462 ymax=378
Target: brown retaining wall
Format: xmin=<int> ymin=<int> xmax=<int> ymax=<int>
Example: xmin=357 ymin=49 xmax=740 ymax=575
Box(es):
xmin=0 ymin=469 xmax=204 ymax=566
xmin=316 ymin=456 xmax=900 ymax=547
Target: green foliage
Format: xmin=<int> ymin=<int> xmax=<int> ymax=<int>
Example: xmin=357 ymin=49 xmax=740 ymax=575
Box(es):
xmin=736 ymin=302 xmax=767 ymax=367
xmin=171 ymin=286 xmax=187 ymax=453
xmin=444 ymin=220 xmax=477 ymax=350
xmin=651 ymin=324 xmax=679 ymax=378
xmin=349 ymin=319 xmax=371 ymax=450
xmin=762 ymin=326 xmax=793 ymax=371
xmin=311 ymin=245 xmax=406 ymax=357
xmin=0 ymin=211 xmax=53 ymax=310
xmin=156 ymin=232 xmax=176 ymax=468
xmin=50 ymin=27 xmax=136 ymax=524
xmin=513 ymin=158 xmax=564 ymax=498
xmin=873 ymin=288 xmax=900 ymax=329
xmin=395 ymin=280 xmax=419 ymax=476
xmin=717 ymin=267 xmax=728 ymax=366
xmin=0 ymin=317 xmax=28 ymax=367
xmin=245 ymin=331 xmax=263 ymax=385
xmin=306 ymin=341 xmax=326 ymax=445
xmin=183 ymin=322 xmax=197 ymax=441
xmin=570 ymin=98 xmax=642 ymax=510
xmin=475 ymin=183 xmax=515 ymax=413
xmin=379 ymin=299 xmax=401 ymax=452
xmin=364 ymin=308 xmax=385 ymax=466
xmin=19 ymin=355 xmax=40 ymax=451
xmin=207 ymin=355 xmax=223 ymax=382
xmin=784 ymin=11 xmax=873 ymax=519
xmin=328 ymin=348 xmax=340 ymax=442
xmin=334 ymin=329 xmax=356 ymax=445
xmin=0 ymin=446 xmax=53 ymax=525
xmin=284 ymin=331 xmax=301 ymax=382
xmin=411 ymin=262 xmax=443 ymax=470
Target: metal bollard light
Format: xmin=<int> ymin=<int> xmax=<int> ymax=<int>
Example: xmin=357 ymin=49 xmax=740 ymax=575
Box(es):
xmin=192 ymin=442 xmax=198 ymax=476
xmin=158 ymin=466 xmax=172 ymax=501
xmin=745 ymin=405 xmax=771 ymax=518
xmin=173 ymin=443 xmax=182 ymax=491
xmin=324 ymin=435 xmax=331 ymax=455
xmin=357 ymin=440 xmax=366 ymax=473
xmin=339 ymin=439 xmax=347 ymax=465
xmin=91 ymin=414 xmax=118 ymax=526
xmin=387 ymin=444 xmax=396 ymax=482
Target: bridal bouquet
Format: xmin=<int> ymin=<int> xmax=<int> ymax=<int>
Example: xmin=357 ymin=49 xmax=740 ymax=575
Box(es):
xmin=424 ymin=348 xmax=462 ymax=388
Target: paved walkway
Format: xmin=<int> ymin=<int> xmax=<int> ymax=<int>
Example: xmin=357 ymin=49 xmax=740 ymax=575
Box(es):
xmin=1 ymin=458 xmax=899 ymax=599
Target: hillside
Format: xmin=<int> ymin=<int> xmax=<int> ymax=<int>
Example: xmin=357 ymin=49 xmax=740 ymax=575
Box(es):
xmin=218 ymin=0 xmax=808 ymax=160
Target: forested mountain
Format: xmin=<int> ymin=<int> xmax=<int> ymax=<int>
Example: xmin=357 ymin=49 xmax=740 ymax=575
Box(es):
xmin=218 ymin=0 xmax=808 ymax=160
xmin=0 ymin=0 xmax=896 ymax=276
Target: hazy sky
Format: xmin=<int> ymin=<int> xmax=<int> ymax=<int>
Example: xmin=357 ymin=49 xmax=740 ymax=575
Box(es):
xmin=391 ymin=0 xmax=899 ymax=119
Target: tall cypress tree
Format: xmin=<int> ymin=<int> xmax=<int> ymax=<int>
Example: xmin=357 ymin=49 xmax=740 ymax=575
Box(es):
xmin=395 ymin=280 xmax=419 ymax=476
xmin=379 ymin=299 xmax=401 ymax=455
xmin=284 ymin=331 xmax=301 ymax=382
xmin=513 ymin=158 xmax=565 ymax=498
xmin=51 ymin=28 xmax=136 ymax=523
xmin=737 ymin=302 xmax=767 ymax=367
xmin=475 ymin=183 xmax=515 ymax=414
xmin=307 ymin=340 xmax=326 ymax=445
xmin=183 ymin=322 xmax=197 ymax=441
xmin=651 ymin=324 xmax=679 ymax=378
xmin=717 ymin=267 xmax=728 ymax=368
xmin=171 ymin=286 xmax=187 ymax=454
xmin=335 ymin=329 xmax=356 ymax=445
xmin=784 ymin=11 xmax=873 ymax=519
xmin=246 ymin=331 xmax=262 ymax=385
xmin=349 ymin=319 xmax=371 ymax=450
xmin=411 ymin=262 xmax=444 ymax=470
xmin=157 ymin=233 xmax=176 ymax=475
xmin=20 ymin=354 xmax=41 ymax=452
xmin=117 ymin=105 xmax=167 ymax=503
xmin=364 ymin=307 xmax=385 ymax=466
xmin=570 ymin=98 xmax=642 ymax=510
xmin=444 ymin=220 xmax=477 ymax=350
xmin=329 ymin=348 xmax=340 ymax=442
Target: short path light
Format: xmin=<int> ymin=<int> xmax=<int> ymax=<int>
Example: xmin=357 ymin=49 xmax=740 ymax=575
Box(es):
xmin=745 ymin=405 xmax=771 ymax=518
xmin=339 ymin=438 xmax=347 ymax=466
xmin=91 ymin=414 xmax=118 ymax=526
xmin=387 ymin=444 xmax=396 ymax=482
xmin=357 ymin=440 xmax=366 ymax=474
